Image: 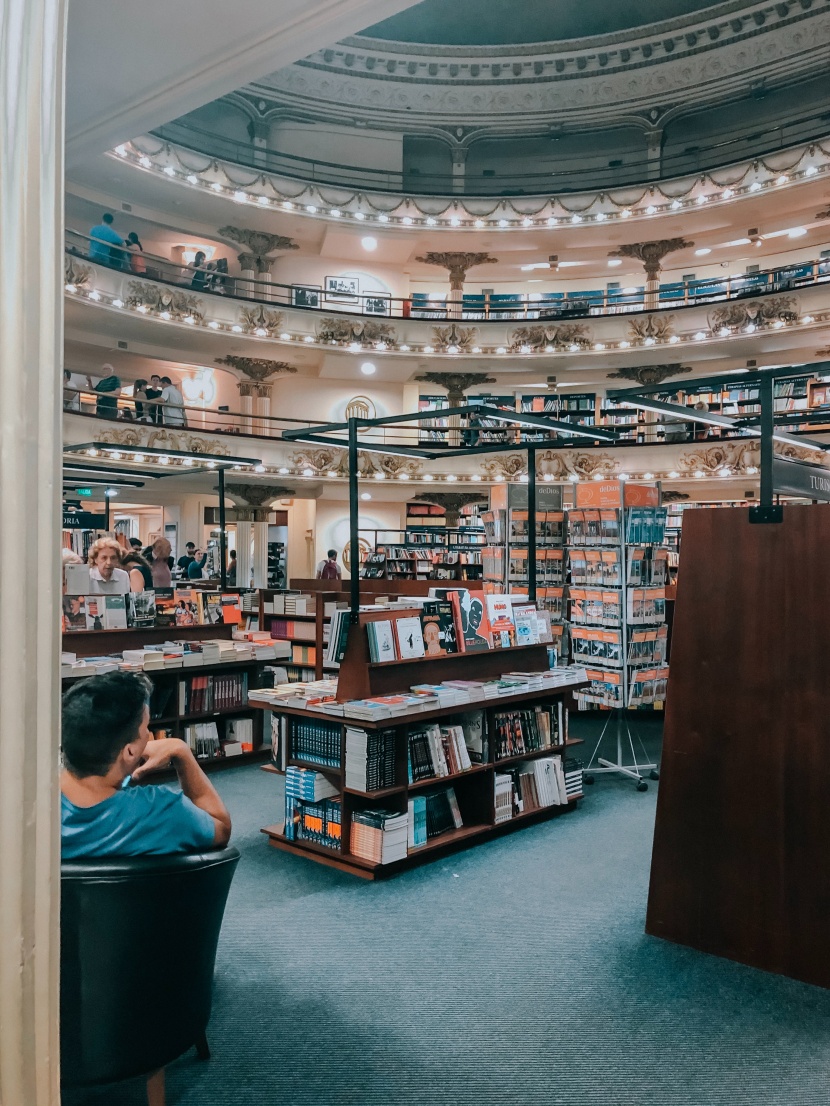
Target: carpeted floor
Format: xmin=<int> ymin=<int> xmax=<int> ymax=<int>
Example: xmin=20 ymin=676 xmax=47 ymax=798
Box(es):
xmin=65 ymin=717 xmax=830 ymax=1105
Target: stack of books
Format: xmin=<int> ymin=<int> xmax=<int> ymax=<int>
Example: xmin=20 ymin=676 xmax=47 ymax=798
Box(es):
xmin=350 ymin=809 xmax=409 ymax=864
xmin=344 ymin=728 xmax=396 ymax=792
xmin=422 ymin=786 xmax=464 ymax=839
xmin=285 ymin=765 xmax=339 ymax=802
xmin=284 ymin=794 xmax=342 ymax=851
xmin=563 ymin=758 xmax=584 ymax=800
xmin=494 ymin=773 xmax=514 ymax=823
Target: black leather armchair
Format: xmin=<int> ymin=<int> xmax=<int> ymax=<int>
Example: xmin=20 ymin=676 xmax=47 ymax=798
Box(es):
xmin=61 ymin=847 xmax=240 ymax=1104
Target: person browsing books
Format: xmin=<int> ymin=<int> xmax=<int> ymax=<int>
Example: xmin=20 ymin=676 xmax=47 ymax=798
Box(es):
xmin=315 ymin=549 xmax=342 ymax=580
xmin=60 ymin=671 xmax=231 ymax=858
xmin=187 ymin=549 xmax=208 ymax=580
xmin=177 ymin=541 xmax=197 ymax=578
xmin=121 ymin=549 xmax=153 ymax=592
xmin=87 ymin=537 xmax=130 ymax=594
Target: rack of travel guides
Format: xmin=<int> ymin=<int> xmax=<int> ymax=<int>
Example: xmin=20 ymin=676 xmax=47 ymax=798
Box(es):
xmin=61 ymin=621 xmax=290 ymax=770
xmin=252 ymin=592 xmax=588 ymax=878
xmin=566 ymin=480 xmax=669 ymax=789
xmin=258 ymin=590 xmax=342 ymax=681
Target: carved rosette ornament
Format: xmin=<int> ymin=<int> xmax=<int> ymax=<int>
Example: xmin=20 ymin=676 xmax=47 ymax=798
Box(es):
xmin=707 ymin=296 xmax=799 ymax=333
xmin=627 ymin=314 xmax=676 ymax=343
xmin=125 ymin=281 xmax=205 ymax=322
xmin=608 ymin=239 xmax=694 ymax=280
xmin=415 ymin=371 xmax=495 ymax=405
xmin=432 ymin=323 xmax=479 ymax=353
xmin=509 ymin=323 xmax=591 ymax=352
xmin=238 ymin=305 xmax=284 ymax=334
xmin=218 ymin=226 xmax=299 ymax=272
xmin=315 ymin=317 xmax=397 ymax=347
xmin=414 ymin=252 xmax=498 ymax=290
xmin=215 ymin=355 xmax=297 ymax=381
xmin=607 ymin=364 xmax=692 ymax=386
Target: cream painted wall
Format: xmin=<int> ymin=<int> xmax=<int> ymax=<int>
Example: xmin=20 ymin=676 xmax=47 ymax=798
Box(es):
xmin=270 ymin=377 xmax=406 ymax=422
xmin=286 ymin=497 xmax=317 ymax=581
xmin=269 ymin=254 xmax=409 ymax=300
xmin=315 ymin=497 xmax=405 ymax=579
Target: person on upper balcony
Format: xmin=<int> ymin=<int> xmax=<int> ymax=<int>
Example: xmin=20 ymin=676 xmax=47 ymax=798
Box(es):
xmin=125 ymin=231 xmax=146 ymax=274
xmin=160 ymin=376 xmax=187 ymax=428
xmin=187 ymin=251 xmax=209 ymax=292
xmin=88 ymin=212 xmax=126 ymax=268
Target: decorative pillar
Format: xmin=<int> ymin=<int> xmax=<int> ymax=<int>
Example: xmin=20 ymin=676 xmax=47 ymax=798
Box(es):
xmin=415 ymin=372 xmax=496 ymax=448
xmin=412 ymin=492 xmax=488 ymax=527
xmin=218 ymin=227 xmax=298 ymax=307
xmin=235 ymin=518 xmax=253 ymax=587
xmin=415 ymin=252 xmax=498 ymax=320
xmin=237 ymin=380 xmax=255 ymax=435
xmin=254 ymin=382 xmax=273 ymax=436
xmin=608 ymin=238 xmax=694 ymax=311
xmin=645 ymin=128 xmax=663 ymax=180
xmin=237 ymin=252 xmax=257 ymax=300
xmin=0 ymin=2 xmax=65 ymax=1103
xmin=252 ymin=517 xmax=269 ymax=588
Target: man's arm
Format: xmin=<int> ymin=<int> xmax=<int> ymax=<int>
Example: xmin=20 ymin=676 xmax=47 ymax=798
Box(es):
xmin=132 ymin=739 xmax=231 ymax=846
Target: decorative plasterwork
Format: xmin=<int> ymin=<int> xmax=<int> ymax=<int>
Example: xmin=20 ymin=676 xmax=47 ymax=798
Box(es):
xmin=245 ymin=3 xmax=830 ymax=128
xmin=289 ymin=447 xmax=423 ymax=479
xmin=127 ymin=131 xmax=830 ymax=225
xmin=237 ymin=305 xmax=285 ymax=334
xmin=64 ymin=255 xmax=92 ymax=288
xmin=215 ymin=355 xmax=297 ymax=381
xmin=125 ymin=281 xmax=205 ymax=322
xmin=217 ymin=226 xmax=298 ymax=271
xmin=608 ymin=240 xmax=695 ymax=280
xmin=415 ymin=372 xmax=496 ymax=401
xmin=607 ymin=364 xmax=692 ymax=385
xmin=678 ymin=441 xmax=760 ymax=474
xmin=627 ymin=315 xmax=677 ymax=343
xmin=480 ymin=450 xmax=621 ymax=481
xmin=509 ymin=323 xmax=592 ymax=352
xmin=414 ymin=252 xmax=498 ymax=290
xmin=315 ymin=317 xmax=398 ymax=347
xmin=412 ymin=492 xmax=487 ymax=527
xmin=94 ymin=427 xmax=231 ymax=455
xmin=431 ymin=325 xmax=480 ymax=354
xmin=223 ymin=483 xmax=292 ymax=507
xmin=707 ymin=295 xmax=799 ymax=331
xmin=662 ymin=490 xmax=691 ymax=501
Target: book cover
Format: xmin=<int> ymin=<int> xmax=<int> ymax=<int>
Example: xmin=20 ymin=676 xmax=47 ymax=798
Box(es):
xmin=220 ymin=595 xmax=243 ymax=624
xmin=104 ymin=594 xmax=128 ymax=630
xmin=463 ymin=592 xmax=492 ymax=652
xmin=371 ymin=619 xmax=397 ymax=663
xmin=435 ymin=600 xmax=458 ymax=654
xmin=174 ymin=589 xmax=201 ymax=626
xmin=420 ymin=602 xmax=446 ymax=657
xmin=129 ymin=590 xmax=156 ymax=628
xmin=64 ymin=563 xmax=90 ymax=595
xmin=512 ymin=603 xmax=539 ymax=646
xmin=204 ymin=594 xmax=223 ymax=625
xmin=154 ymin=588 xmax=177 ymax=627
xmin=62 ymin=594 xmax=87 ymax=632
xmin=485 ymin=594 xmax=516 ymax=648
xmin=83 ymin=594 xmax=106 ymax=631
xmin=394 ymin=615 xmax=426 ymax=659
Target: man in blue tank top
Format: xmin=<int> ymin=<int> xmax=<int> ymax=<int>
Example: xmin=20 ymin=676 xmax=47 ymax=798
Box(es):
xmin=61 ymin=671 xmax=231 ymax=858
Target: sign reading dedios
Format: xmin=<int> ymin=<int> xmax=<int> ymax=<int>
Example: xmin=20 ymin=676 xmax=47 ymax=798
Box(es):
xmin=773 ymin=458 xmax=830 ymax=502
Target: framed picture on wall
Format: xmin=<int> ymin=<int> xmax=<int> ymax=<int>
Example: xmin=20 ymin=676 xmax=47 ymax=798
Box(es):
xmin=292 ymin=285 xmax=321 ymax=309
xmin=325 ymin=275 xmax=360 ymax=303
xmin=364 ymin=292 xmax=391 ymax=316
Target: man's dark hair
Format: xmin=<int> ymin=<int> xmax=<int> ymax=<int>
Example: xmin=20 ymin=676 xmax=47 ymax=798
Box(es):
xmin=160 ymin=376 xmax=172 ymax=386
xmin=327 ymin=549 xmax=337 ymax=559
xmin=186 ymin=542 xmax=195 ymax=550
xmin=102 ymin=212 xmax=114 ymax=225
xmin=129 ymin=536 xmax=142 ymax=549
xmin=62 ymin=672 xmax=152 ymax=777
xmin=229 ymin=549 xmax=236 ymax=558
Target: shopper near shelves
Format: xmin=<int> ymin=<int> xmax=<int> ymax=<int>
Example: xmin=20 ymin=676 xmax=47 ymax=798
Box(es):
xmin=177 ymin=542 xmax=197 ymax=578
xmin=121 ymin=549 xmax=154 ymax=592
xmin=160 ymin=375 xmax=187 ymax=428
xmin=147 ymin=536 xmax=173 ymax=588
xmin=87 ymin=212 xmax=125 ymax=268
xmin=87 ymin=537 xmax=130 ymax=594
xmin=128 ymin=536 xmax=143 ymax=551
xmin=187 ymin=548 xmax=208 ymax=580
xmin=316 ymin=549 xmax=342 ymax=580
xmin=60 ymin=671 xmax=232 ymax=857
xmin=227 ymin=549 xmax=237 ymax=586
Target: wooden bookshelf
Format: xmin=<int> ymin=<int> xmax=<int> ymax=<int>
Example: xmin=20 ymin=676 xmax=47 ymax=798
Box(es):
xmin=258 ymin=590 xmax=339 ymax=680
xmin=62 ymin=622 xmax=234 ymax=657
xmin=255 ymin=631 xmax=587 ymax=878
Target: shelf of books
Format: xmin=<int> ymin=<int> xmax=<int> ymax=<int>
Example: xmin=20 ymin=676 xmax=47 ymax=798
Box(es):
xmin=361 ymin=505 xmax=486 ymax=583
xmin=566 ymin=481 xmax=670 ymax=712
xmin=252 ymin=590 xmax=588 ymax=877
xmin=258 ymin=590 xmax=343 ymax=681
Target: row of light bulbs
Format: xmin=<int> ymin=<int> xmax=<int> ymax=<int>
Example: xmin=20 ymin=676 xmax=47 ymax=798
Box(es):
xmin=66 ymin=281 xmax=821 ymax=355
xmin=118 ymin=143 xmax=827 ymax=228
xmin=80 ymin=447 xmax=754 ymax=483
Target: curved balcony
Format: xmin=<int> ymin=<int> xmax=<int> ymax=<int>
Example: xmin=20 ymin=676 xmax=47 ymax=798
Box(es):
xmin=123 ymin=129 xmax=830 ymax=228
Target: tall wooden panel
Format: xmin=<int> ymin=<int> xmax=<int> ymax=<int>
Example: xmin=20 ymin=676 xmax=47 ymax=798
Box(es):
xmin=646 ymin=505 xmax=830 ymax=987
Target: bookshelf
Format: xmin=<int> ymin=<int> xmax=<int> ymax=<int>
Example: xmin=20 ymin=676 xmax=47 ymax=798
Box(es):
xmin=254 ymin=627 xmax=588 ymax=878
xmin=258 ymin=590 xmax=340 ymax=681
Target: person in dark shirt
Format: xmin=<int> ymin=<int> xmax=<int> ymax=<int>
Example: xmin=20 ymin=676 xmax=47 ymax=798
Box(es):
xmin=145 ymin=374 xmax=164 ymax=425
xmin=177 ymin=542 xmax=196 ymax=579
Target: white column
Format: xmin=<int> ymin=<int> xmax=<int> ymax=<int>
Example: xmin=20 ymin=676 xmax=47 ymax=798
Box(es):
xmin=257 ymin=263 xmax=275 ymax=303
xmin=237 ymin=381 xmax=254 ymax=435
xmin=254 ymin=383 xmax=272 ymax=436
xmin=0 ymin=2 xmax=65 ymax=1104
xmin=252 ymin=520 xmax=269 ymax=588
xmin=237 ymin=252 xmax=256 ymax=298
xmin=235 ymin=521 xmax=253 ymax=587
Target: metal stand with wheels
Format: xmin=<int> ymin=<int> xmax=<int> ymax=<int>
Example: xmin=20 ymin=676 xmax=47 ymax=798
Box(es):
xmin=582 ymin=708 xmax=659 ymax=791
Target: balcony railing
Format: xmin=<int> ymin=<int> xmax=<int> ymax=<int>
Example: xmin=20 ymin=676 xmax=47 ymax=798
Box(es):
xmin=66 ymin=228 xmax=830 ymax=323
xmin=152 ymin=113 xmax=830 ymax=197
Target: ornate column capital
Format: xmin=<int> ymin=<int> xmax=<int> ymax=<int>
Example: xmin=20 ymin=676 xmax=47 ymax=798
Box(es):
xmin=237 ymin=380 xmax=256 ymax=398
xmin=607 ymin=364 xmax=692 ymax=386
xmin=415 ymin=251 xmax=498 ymax=291
xmin=218 ymin=226 xmax=299 ymax=272
xmin=415 ymin=371 xmax=496 ymax=405
xmin=412 ymin=491 xmax=487 ymax=527
xmin=216 ymin=355 xmax=297 ymax=381
xmin=253 ymin=382 xmax=273 ymax=398
xmin=608 ymin=238 xmax=694 ymax=280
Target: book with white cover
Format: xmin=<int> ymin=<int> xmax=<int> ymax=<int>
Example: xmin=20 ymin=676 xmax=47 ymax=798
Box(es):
xmin=370 ymin=619 xmax=397 ymax=663
xmin=394 ymin=616 xmax=425 ymax=659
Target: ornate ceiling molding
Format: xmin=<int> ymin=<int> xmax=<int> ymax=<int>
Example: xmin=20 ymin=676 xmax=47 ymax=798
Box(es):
xmin=222 ymin=483 xmax=292 ymax=507
xmin=414 ymin=252 xmax=498 ymax=290
xmin=94 ymin=427 xmax=231 ymax=455
xmin=431 ymin=324 xmax=479 ymax=353
xmin=315 ymin=317 xmax=398 ymax=347
xmin=215 ymin=355 xmax=297 ymax=381
xmin=125 ymin=280 xmax=205 ymax=322
xmin=217 ymin=226 xmax=298 ymax=271
xmin=707 ymin=295 xmax=799 ymax=332
xmin=509 ymin=323 xmax=592 ymax=352
xmin=415 ymin=371 xmax=496 ymax=402
xmin=607 ymin=364 xmax=692 ymax=385
xmin=608 ymin=240 xmax=694 ymax=280
xmin=237 ymin=305 xmax=285 ymax=335
xmin=627 ymin=314 xmax=677 ymax=343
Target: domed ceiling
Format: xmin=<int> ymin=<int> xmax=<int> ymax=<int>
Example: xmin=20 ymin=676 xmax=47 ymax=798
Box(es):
xmin=361 ymin=0 xmax=722 ymax=47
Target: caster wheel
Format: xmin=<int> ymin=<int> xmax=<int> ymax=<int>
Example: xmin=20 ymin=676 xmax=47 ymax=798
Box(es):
xmin=649 ymin=769 xmax=660 ymax=781
xmin=636 ymin=780 xmax=649 ymax=792
xmin=583 ymin=774 xmax=595 ymax=785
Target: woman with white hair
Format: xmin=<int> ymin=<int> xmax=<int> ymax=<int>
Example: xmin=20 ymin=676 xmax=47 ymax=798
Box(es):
xmin=87 ymin=537 xmax=130 ymax=594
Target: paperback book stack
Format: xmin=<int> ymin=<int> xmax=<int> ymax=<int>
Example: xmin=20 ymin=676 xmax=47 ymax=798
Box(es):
xmin=350 ymin=809 xmax=409 ymax=864
xmin=422 ymin=786 xmax=464 ymax=839
xmin=345 ymin=728 xmax=397 ymax=792
xmin=508 ymin=755 xmax=568 ymax=813
xmin=184 ymin=721 xmax=220 ymax=759
xmin=407 ymin=723 xmax=472 ymax=782
xmin=563 ymin=758 xmax=584 ymax=800
xmin=284 ymin=794 xmax=342 ymax=851
xmin=407 ymin=796 xmax=428 ymax=848
xmin=285 ymin=765 xmax=339 ymax=803
xmin=291 ymin=717 xmax=342 ymax=768
xmin=494 ymin=773 xmax=514 ymax=823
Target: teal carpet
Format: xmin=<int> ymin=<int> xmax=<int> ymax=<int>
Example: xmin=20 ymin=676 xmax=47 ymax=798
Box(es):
xmin=66 ymin=719 xmax=830 ymax=1104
